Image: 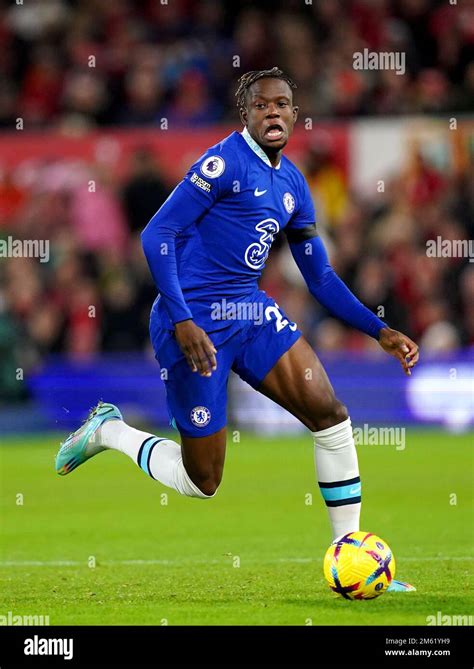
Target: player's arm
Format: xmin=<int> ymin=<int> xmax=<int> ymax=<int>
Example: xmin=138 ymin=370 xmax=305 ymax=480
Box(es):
xmin=142 ymin=150 xmax=235 ymax=376
xmin=286 ymin=176 xmax=418 ymax=375
xmin=288 ymin=230 xmax=419 ymax=375
xmin=286 ymin=227 xmax=419 ymax=375
xmin=141 ymin=182 xmax=217 ymax=377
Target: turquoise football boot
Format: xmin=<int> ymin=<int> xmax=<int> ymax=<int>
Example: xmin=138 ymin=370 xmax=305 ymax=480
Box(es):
xmin=387 ymin=579 xmax=416 ymax=592
xmin=55 ymin=401 xmax=122 ymax=476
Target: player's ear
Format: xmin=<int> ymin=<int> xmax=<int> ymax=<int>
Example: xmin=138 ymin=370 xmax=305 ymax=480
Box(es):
xmin=239 ymin=107 xmax=248 ymax=125
xmin=292 ymin=105 xmax=299 ymax=123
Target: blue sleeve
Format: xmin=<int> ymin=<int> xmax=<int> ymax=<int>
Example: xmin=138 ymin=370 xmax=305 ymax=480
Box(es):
xmin=289 ymin=235 xmax=387 ymax=340
xmin=141 ymin=149 xmax=235 ymax=325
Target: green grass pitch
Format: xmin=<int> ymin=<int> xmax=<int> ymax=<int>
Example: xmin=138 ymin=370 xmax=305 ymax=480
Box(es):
xmin=0 ymin=429 xmax=473 ymax=625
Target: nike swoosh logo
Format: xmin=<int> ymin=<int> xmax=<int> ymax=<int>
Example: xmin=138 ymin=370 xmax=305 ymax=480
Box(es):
xmin=349 ymin=486 xmax=361 ymax=495
xmin=254 ymin=188 xmax=267 ymax=197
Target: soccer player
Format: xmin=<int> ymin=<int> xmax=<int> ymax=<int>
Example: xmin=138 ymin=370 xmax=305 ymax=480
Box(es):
xmin=56 ymin=68 xmax=418 ymax=588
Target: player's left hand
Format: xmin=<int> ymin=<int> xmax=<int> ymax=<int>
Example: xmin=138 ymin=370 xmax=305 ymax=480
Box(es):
xmin=378 ymin=327 xmax=419 ymax=376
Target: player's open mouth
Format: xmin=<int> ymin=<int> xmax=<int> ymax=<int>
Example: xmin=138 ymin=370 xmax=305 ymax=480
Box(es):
xmin=264 ymin=124 xmax=284 ymax=140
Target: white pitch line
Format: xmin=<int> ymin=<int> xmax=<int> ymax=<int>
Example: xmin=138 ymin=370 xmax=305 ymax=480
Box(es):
xmin=0 ymin=556 xmax=472 ymax=567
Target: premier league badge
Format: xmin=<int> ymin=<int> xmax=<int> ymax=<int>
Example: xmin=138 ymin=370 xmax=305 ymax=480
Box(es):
xmin=200 ymin=156 xmax=225 ymax=178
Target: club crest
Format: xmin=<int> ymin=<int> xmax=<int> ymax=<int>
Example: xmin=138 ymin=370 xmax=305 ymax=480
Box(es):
xmin=190 ymin=406 xmax=211 ymax=427
xmin=283 ymin=192 xmax=295 ymax=214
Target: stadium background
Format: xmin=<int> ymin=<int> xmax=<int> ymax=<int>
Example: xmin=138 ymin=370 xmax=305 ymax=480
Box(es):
xmin=0 ymin=0 xmax=472 ymax=433
xmin=0 ymin=0 xmax=473 ymax=630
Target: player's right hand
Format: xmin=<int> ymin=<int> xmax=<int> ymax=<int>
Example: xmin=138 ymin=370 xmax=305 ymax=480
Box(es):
xmin=174 ymin=320 xmax=217 ymax=377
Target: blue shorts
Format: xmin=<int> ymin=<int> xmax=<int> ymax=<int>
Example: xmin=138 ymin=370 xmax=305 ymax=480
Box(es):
xmin=150 ymin=295 xmax=302 ymax=437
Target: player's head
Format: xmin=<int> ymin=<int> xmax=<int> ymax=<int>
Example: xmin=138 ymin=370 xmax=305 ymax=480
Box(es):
xmin=236 ymin=67 xmax=298 ymax=154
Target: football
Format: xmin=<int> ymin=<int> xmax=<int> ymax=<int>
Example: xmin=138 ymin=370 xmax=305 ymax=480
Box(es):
xmin=324 ymin=531 xmax=396 ymax=600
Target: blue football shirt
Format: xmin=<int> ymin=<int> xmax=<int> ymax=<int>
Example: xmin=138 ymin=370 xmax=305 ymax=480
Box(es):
xmin=146 ymin=127 xmax=316 ymax=333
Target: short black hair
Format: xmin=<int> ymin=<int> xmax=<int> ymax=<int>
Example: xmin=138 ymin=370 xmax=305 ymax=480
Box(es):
xmin=235 ymin=67 xmax=297 ymax=111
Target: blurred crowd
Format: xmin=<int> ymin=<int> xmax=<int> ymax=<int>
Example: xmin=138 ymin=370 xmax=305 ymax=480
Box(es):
xmin=1 ymin=0 xmax=473 ymax=129
xmin=1 ymin=135 xmax=473 ymax=401
xmin=0 ymin=148 xmax=164 ymax=401
xmin=1 ymin=0 xmax=473 ymax=403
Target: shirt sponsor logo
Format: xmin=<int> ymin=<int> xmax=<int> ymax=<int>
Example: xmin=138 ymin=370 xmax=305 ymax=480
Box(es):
xmin=244 ymin=218 xmax=279 ymax=270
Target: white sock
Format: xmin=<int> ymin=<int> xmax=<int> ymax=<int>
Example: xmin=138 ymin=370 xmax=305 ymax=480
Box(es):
xmin=98 ymin=420 xmax=214 ymax=499
xmin=312 ymin=417 xmax=361 ymax=540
